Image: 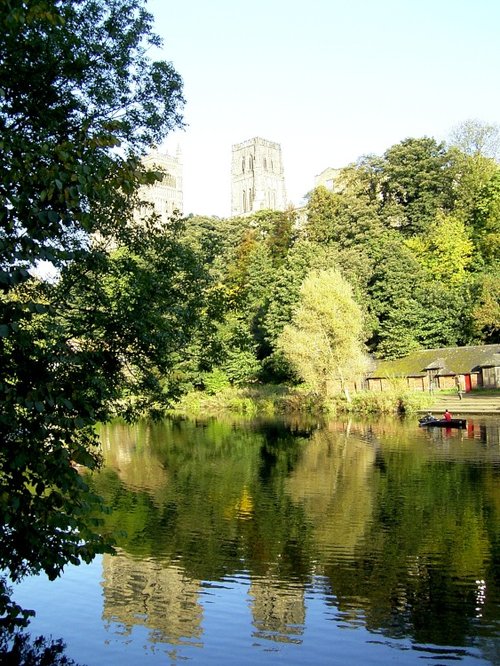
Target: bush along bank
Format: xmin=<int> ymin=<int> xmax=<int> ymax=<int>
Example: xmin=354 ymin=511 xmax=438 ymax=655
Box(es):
xmin=170 ymin=384 xmax=434 ymax=418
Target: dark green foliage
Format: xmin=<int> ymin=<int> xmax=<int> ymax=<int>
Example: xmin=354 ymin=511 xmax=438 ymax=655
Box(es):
xmin=470 ymin=271 xmax=500 ymax=343
xmin=0 ymin=0 xmax=188 ymax=625
xmin=56 ymin=223 xmax=204 ymax=414
xmin=471 ymin=169 xmax=500 ymax=267
xmin=366 ymin=236 xmax=466 ymax=358
xmin=177 ymin=130 xmax=500 ymax=382
xmin=0 ymin=0 xmax=184 ymax=276
xmin=177 ymin=211 xmax=299 ymax=385
xmin=304 ymin=186 xmax=340 ymax=244
xmin=380 ymin=137 xmax=456 ymax=235
xmin=179 ymin=133 xmax=499 ymax=376
xmin=250 ymin=209 xmax=297 ymax=265
xmin=305 ymin=179 xmax=385 ymax=249
xmin=213 ymin=313 xmax=261 ymax=384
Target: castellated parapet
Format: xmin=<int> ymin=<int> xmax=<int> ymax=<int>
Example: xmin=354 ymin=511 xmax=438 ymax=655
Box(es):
xmin=231 ymin=137 xmax=287 ymax=216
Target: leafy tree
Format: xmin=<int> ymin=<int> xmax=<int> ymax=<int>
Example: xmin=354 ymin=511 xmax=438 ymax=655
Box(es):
xmin=471 ymin=169 xmax=500 ymax=267
xmin=186 ymin=211 xmax=299 ymax=384
xmin=261 ymin=240 xmax=342 ymax=379
xmin=449 ymin=149 xmax=498 ymax=231
xmin=471 ymin=272 xmax=500 ymax=343
xmin=0 ymin=0 xmax=187 ymax=622
xmin=250 ymin=209 xmax=297 ymax=266
xmin=278 ymin=269 xmax=367 ymax=400
xmin=56 ymin=223 xmax=204 ymax=415
xmin=305 ymin=182 xmax=385 ymax=250
xmin=216 ymin=313 xmax=261 ymax=385
xmin=175 ymin=215 xmax=245 ymax=383
xmin=177 ymin=215 xmax=227 ymax=267
xmin=340 ymin=154 xmax=385 ymax=203
xmin=380 ymin=137 xmax=455 ymax=235
xmin=366 ymin=234 xmax=465 ymax=358
xmin=449 ymin=118 xmax=500 ymax=159
xmin=447 ymin=122 xmax=500 ymax=250
xmin=304 ymin=186 xmax=339 ymax=244
xmin=404 ymin=212 xmax=473 ymax=285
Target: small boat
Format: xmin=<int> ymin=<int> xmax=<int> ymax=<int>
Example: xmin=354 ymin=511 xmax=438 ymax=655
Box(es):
xmin=419 ymin=416 xmax=467 ymax=429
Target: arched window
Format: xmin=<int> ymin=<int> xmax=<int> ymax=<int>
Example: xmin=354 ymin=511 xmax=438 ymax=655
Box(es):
xmin=249 ymin=155 xmax=253 ymax=171
xmin=241 ymin=157 xmax=245 ymax=173
xmin=242 ymin=190 xmax=246 ymax=213
xmin=263 ymin=158 xmax=267 ymax=170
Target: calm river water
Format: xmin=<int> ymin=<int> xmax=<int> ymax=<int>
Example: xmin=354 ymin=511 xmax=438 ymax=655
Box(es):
xmin=14 ymin=414 xmax=500 ymax=665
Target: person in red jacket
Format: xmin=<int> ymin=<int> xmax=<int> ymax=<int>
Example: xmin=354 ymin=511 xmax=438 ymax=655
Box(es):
xmin=443 ymin=409 xmax=452 ymax=421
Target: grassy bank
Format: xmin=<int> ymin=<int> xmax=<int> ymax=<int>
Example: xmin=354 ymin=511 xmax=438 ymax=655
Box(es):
xmin=170 ymin=383 xmax=435 ymax=419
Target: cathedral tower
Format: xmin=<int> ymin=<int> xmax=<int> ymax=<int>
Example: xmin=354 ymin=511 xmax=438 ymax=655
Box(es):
xmin=138 ymin=149 xmax=183 ymax=222
xmin=231 ymin=137 xmax=287 ymax=216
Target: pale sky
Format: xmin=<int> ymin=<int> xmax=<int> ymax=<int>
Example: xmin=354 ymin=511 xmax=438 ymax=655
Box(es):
xmin=147 ymin=0 xmax=500 ymax=217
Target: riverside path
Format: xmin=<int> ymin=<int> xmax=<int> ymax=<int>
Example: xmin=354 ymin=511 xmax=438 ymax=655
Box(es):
xmin=421 ymin=392 xmax=500 ymax=415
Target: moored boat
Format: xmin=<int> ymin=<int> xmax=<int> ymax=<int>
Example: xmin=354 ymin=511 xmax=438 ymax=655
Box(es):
xmin=419 ymin=416 xmax=467 ymax=429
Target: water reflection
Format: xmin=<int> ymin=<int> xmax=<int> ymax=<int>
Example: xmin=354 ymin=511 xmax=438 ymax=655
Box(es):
xmin=84 ymin=415 xmax=500 ymax=662
xmin=8 ymin=417 xmax=500 ymax=666
xmin=95 ymin=418 xmax=316 ymax=650
xmin=102 ymin=551 xmax=203 ymax=647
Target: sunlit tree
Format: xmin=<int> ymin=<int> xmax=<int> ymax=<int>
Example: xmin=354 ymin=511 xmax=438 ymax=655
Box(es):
xmin=278 ymin=269 xmax=367 ymax=400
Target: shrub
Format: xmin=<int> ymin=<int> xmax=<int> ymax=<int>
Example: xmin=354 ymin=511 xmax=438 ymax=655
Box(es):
xmin=202 ymin=369 xmax=231 ymax=395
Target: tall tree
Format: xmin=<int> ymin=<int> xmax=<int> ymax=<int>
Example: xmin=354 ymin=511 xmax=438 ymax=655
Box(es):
xmin=404 ymin=212 xmax=473 ymax=285
xmin=449 ymin=119 xmax=500 ymax=159
xmin=471 ymin=169 xmax=500 ymax=267
xmin=470 ymin=272 xmax=500 ymax=343
xmin=365 ymin=233 xmax=466 ymax=358
xmin=278 ymin=269 xmax=367 ymax=400
xmin=262 ymin=240 xmax=342 ymax=379
xmin=0 ymin=0 xmax=186 ymax=624
xmin=380 ymin=137 xmax=455 ymax=235
xmin=305 ymin=182 xmax=385 ymax=250
xmin=447 ymin=122 xmax=499 ymax=236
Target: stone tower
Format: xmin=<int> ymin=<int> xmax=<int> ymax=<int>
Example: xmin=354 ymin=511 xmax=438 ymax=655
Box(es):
xmin=138 ymin=148 xmax=183 ymax=222
xmin=231 ymin=137 xmax=287 ymax=216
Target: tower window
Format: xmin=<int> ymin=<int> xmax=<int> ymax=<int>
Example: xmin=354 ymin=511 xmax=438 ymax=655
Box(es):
xmin=242 ymin=157 xmax=245 ymax=173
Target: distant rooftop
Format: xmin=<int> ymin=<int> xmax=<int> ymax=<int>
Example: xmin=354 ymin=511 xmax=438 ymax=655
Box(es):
xmin=369 ymin=345 xmax=500 ymax=378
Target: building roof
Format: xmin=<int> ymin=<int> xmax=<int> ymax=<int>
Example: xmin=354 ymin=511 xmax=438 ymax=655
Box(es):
xmin=369 ymin=345 xmax=500 ymax=378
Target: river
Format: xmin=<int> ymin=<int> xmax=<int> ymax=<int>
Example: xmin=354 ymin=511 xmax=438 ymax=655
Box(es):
xmin=13 ymin=414 xmax=500 ymax=664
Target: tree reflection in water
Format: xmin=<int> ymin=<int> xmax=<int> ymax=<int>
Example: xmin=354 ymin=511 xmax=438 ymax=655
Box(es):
xmin=86 ymin=415 xmax=500 ymax=660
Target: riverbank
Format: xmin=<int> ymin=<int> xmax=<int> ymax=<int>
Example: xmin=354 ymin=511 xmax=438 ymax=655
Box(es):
xmin=171 ymin=385 xmax=500 ymax=419
xmin=171 ymin=384 xmax=430 ymax=418
xmin=422 ymin=391 xmax=500 ymax=415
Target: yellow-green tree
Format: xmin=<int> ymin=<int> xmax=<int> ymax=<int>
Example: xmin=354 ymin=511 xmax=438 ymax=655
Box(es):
xmin=471 ymin=273 xmax=500 ymax=342
xmin=278 ymin=269 xmax=367 ymax=400
xmin=405 ymin=211 xmax=474 ymax=285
